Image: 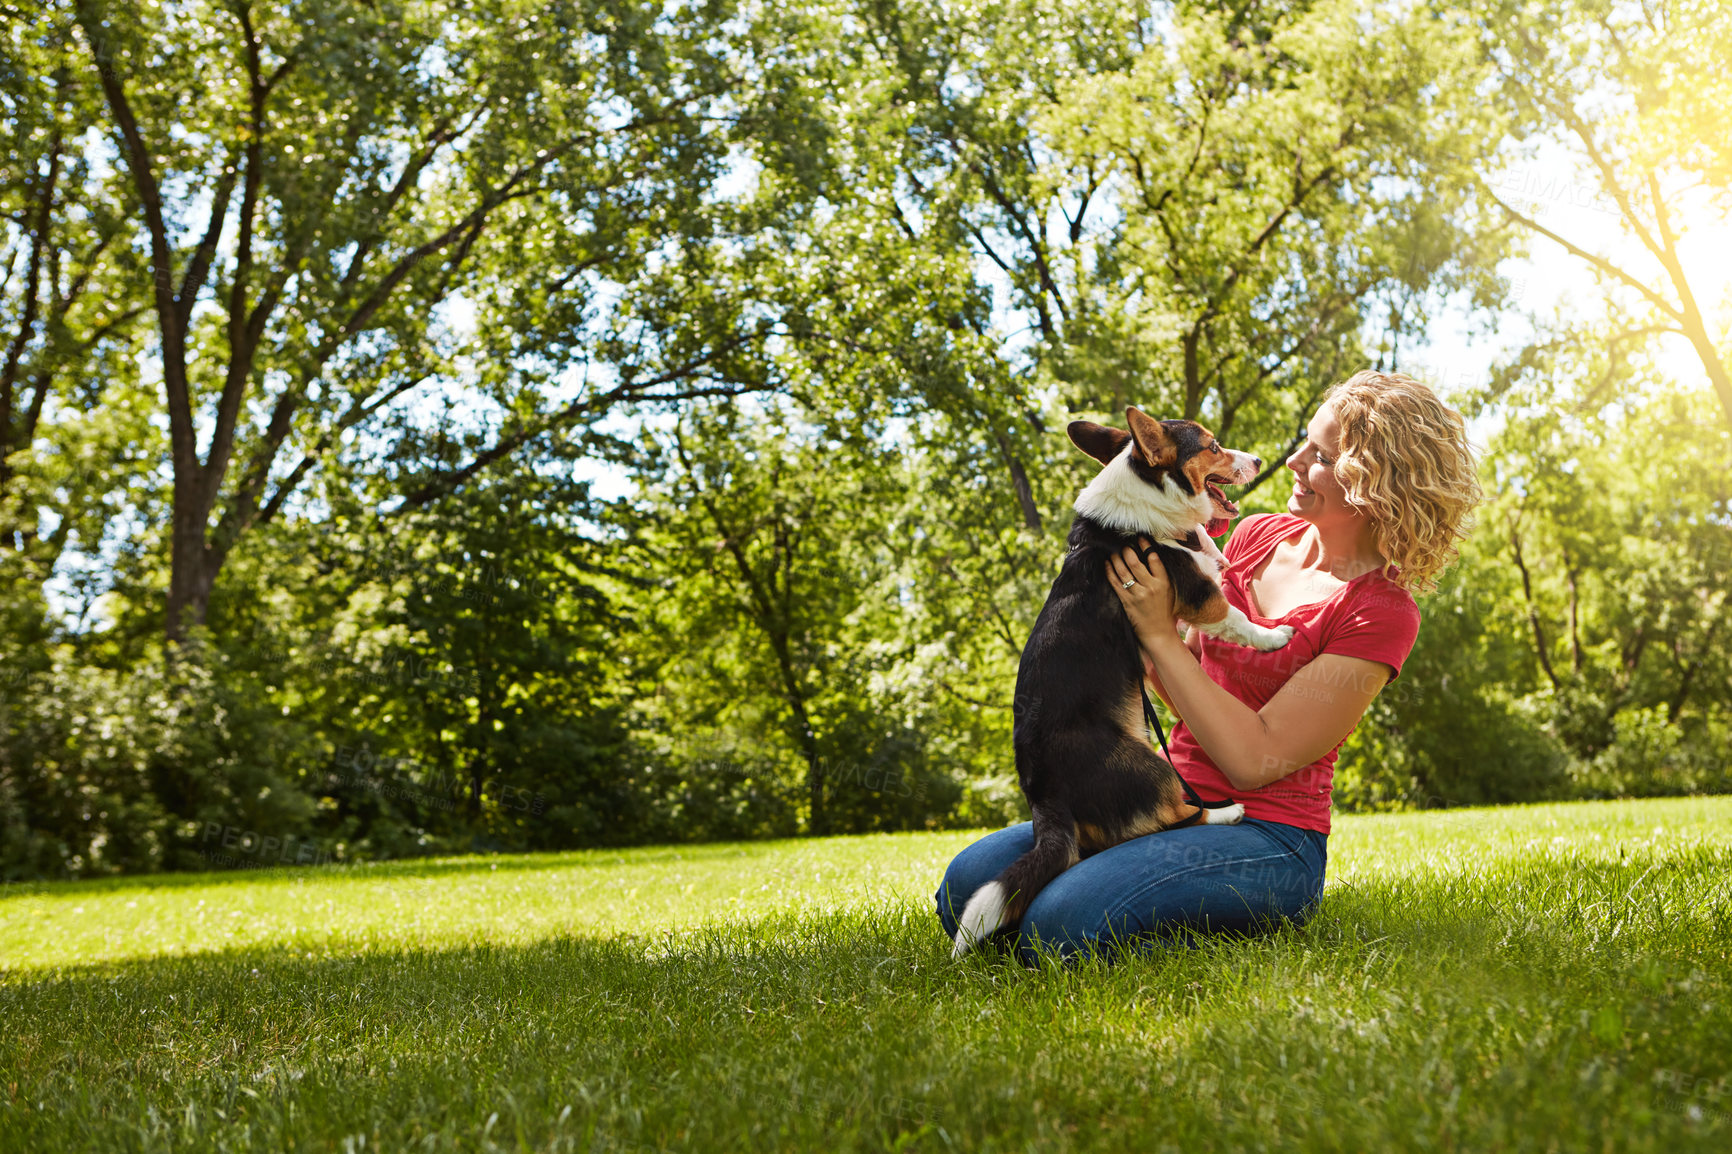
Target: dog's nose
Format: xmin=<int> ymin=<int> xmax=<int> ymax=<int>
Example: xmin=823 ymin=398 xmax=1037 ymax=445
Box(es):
xmin=1250 ymin=456 xmax=1263 ymax=472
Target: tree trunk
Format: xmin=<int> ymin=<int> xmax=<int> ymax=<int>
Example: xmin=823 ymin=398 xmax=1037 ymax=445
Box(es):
xmin=765 ymin=631 xmax=824 ymax=834
xmin=1 ymin=136 xmax=59 ymax=505
xmin=1680 ymin=317 xmax=1732 ymax=432
xmin=1565 ymin=560 xmax=1582 ymax=674
xmin=992 ymin=428 xmax=1042 ymax=533
xmin=1668 ymin=611 xmax=1723 ymax=722
xmin=165 ymin=480 xmax=221 ymax=640
xmin=1509 ymin=528 xmax=1561 ymax=690
xmin=1181 ymin=326 xmax=1203 ymax=419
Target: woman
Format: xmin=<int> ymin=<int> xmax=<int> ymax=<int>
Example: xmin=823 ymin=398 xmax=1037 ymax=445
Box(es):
xmin=935 ymin=370 xmax=1482 ymax=963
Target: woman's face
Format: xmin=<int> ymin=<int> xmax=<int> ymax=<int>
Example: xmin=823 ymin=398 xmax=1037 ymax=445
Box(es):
xmin=1285 ymin=401 xmax=1362 ymax=531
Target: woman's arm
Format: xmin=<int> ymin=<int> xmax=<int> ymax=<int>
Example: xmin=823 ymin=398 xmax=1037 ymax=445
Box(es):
xmin=1110 ymin=545 xmax=1390 ymax=791
xmin=1141 ymin=627 xmax=1201 ymax=719
xmin=1143 ymin=633 xmax=1389 ymax=790
xmin=1143 ymin=655 xmax=1178 ymax=718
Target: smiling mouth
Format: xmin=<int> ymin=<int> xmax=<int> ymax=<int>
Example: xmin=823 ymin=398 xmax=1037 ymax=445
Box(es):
xmin=1204 ymin=475 xmax=1240 ymax=517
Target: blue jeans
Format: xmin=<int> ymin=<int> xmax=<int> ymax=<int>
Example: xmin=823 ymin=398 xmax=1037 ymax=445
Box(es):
xmin=935 ymin=818 xmax=1327 ymax=964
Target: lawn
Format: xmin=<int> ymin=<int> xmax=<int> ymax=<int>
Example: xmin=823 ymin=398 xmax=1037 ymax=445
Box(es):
xmin=3 ymin=797 xmax=1731 ymax=1152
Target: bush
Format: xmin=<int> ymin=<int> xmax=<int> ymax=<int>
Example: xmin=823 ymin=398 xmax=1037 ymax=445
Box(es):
xmin=1568 ymin=707 xmax=1731 ymax=799
xmin=0 ymin=646 xmax=323 ymax=880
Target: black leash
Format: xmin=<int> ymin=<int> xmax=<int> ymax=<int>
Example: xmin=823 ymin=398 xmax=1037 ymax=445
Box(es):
xmin=1141 ymin=686 xmax=1237 ymax=828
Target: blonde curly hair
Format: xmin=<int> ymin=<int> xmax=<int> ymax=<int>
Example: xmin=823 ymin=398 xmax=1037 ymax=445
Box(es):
xmin=1323 ymin=370 xmax=1482 ymax=594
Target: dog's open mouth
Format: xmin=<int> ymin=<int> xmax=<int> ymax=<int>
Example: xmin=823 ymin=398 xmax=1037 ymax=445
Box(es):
xmin=1204 ymin=475 xmax=1240 ymax=519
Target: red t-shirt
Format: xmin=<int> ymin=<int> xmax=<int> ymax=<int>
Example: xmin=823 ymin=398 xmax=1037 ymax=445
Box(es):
xmin=1166 ymin=513 xmax=1421 ymax=835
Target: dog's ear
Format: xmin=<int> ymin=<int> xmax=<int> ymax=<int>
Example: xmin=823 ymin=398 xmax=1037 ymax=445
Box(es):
xmin=1067 ymin=420 xmax=1131 ymax=467
xmin=1125 ymin=407 xmax=1176 ymax=467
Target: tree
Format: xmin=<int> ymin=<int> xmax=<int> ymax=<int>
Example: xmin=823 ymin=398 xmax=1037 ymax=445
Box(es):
xmin=205 ymin=432 xmax=639 ymax=857
xmin=0 ymin=19 xmax=145 ymax=566
xmin=63 ymin=0 xmax=784 ymax=641
xmin=1467 ymin=0 xmax=1732 ymax=428
xmin=1487 ymin=364 xmax=1729 ymax=741
xmin=847 ymin=0 xmax=1509 ymax=501
xmin=615 ymin=401 xmax=963 ymax=834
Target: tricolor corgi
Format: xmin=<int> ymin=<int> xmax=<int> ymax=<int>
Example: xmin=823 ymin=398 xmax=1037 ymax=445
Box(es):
xmin=950 ymin=407 xmax=1295 ymax=958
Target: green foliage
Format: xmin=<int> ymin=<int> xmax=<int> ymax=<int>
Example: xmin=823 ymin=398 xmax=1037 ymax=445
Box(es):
xmin=826 ymin=0 xmax=1510 ymax=467
xmin=1 ymin=0 xmax=1727 ymax=876
xmin=612 ymin=400 xmax=973 ymax=835
xmin=0 ymin=646 xmax=325 ymax=879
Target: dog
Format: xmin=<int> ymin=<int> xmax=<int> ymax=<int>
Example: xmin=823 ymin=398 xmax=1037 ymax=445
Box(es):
xmin=950 ymin=406 xmax=1296 ymax=958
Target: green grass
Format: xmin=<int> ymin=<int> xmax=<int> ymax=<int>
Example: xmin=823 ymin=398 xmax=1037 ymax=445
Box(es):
xmin=4 ymin=798 xmax=1731 ymax=1152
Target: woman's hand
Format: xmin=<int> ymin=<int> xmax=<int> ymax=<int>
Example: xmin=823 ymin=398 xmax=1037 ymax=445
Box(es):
xmin=1107 ymin=539 xmax=1181 ymax=650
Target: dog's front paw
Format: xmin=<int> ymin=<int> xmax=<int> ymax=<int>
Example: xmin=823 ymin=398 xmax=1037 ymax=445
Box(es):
xmin=1202 ymin=802 xmax=1246 ymax=826
xmin=1253 ymin=624 xmax=1296 ymax=651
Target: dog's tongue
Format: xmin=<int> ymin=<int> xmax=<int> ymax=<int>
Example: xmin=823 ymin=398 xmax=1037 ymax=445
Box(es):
xmin=1206 ymin=516 xmax=1231 ymax=538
